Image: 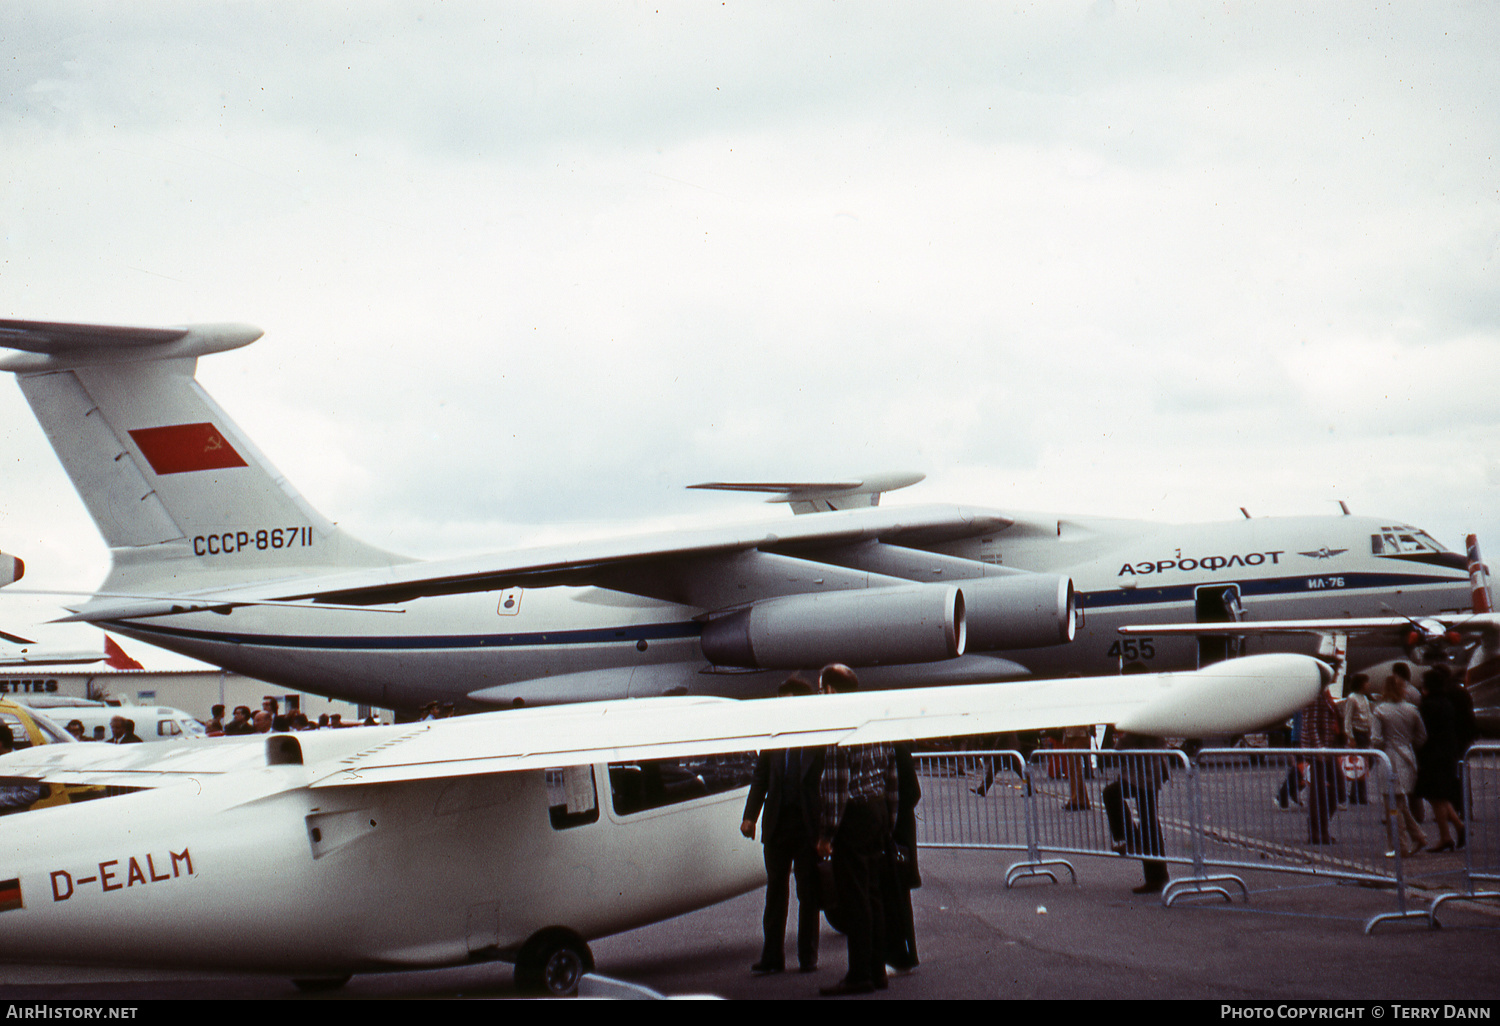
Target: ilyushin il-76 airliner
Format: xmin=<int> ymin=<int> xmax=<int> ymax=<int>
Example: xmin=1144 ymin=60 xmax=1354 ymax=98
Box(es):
xmin=0 ymin=320 xmax=1473 ymax=712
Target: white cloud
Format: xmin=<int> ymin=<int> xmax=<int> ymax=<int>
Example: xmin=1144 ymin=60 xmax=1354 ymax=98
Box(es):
xmin=2 ymin=2 xmax=1498 ymax=665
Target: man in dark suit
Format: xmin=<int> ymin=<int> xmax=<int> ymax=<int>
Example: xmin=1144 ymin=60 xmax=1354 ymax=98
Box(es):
xmin=107 ymin=716 xmax=143 ymax=744
xmin=741 ymin=676 xmax=823 ymax=976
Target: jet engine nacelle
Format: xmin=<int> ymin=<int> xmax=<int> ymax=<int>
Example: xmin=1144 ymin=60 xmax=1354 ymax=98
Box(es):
xmin=700 ymin=585 xmax=966 ymax=670
xmin=0 ymin=552 xmax=21 ymax=587
xmin=961 ymin=573 xmax=1076 ymax=651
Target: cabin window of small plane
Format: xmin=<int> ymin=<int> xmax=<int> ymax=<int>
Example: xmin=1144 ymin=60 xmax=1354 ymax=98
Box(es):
xmin=546 ymin=766 xmax=599 ymax=830
xmin=608 ymin=752 xmax=757 ymax=817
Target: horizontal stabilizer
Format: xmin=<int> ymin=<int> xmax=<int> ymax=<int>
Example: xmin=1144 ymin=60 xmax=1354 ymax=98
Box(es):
xmin=0 ymin=320 xmax=262 ymax=372
xmin=689 ymin=472 xmax=926 ymax=514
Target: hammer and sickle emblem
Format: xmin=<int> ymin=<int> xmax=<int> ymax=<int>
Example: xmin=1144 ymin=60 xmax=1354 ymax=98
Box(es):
xmin=203 ymin=433 xmax=224 ymax=452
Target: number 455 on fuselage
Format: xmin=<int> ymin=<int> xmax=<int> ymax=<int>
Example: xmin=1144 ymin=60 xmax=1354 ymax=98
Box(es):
xmin=0 ymin=320 xmax=1470 ymax=713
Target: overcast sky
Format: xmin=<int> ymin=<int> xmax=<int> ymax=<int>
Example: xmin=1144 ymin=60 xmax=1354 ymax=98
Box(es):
xmin=3 ymin=2 xmax=1498 ymax=665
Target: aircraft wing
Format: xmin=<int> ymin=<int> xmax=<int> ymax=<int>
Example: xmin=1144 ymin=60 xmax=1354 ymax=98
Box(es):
xmin=55 ymin=502 xmax=1019 ymax=619
xmin=1119 ymin=614 xmax=1500 ymax=642
xmin=0 ymin=734 xmax=272 ymax=788
xmin=0 ymin=654 xmax=1323 ymax=789
xmin=314 ymin=654 xmax=1325 ymax=785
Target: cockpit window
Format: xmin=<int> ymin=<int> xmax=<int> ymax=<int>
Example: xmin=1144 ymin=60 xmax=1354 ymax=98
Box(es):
xmin=1371 ymin=527 xmax=1448 ymax=556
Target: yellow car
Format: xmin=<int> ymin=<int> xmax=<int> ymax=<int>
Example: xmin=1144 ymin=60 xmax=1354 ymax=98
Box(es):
xmin=0 ymin=697 xmax=83 ymax=813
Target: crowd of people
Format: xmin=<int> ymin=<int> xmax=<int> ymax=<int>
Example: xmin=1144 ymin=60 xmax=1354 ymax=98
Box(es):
xmin=1275 ymin=661 xmax=1478 ymax=856
xmin=202 ymin=698 xmax=380 ymax=735
xmin=46 ymin=700 xmax=382 ymax=742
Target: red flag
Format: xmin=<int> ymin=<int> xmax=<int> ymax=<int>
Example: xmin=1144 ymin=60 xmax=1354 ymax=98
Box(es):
xmin=129 ymin=423 xmax=248 ymax=475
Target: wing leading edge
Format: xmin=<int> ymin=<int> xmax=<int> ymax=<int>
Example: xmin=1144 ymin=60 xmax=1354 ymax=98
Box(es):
xmin=0 ymin=654 xmax=1324 ymax=790
xmin=1119 ymin=614 xmax=1500 ymax=643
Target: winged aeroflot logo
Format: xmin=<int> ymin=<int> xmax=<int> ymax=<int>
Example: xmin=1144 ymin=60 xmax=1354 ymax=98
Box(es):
xmin=1299 ymin=547 xmax=1349 ymax=560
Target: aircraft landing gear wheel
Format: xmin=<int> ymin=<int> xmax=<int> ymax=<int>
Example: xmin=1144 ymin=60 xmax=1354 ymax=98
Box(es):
xmin=515 ymin=929 xmax=592 ymax=997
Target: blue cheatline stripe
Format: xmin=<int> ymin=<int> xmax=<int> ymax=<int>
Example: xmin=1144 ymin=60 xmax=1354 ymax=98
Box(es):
xmin=109 ymin=619 xmax=706 ymax=651
xmin=1078 ymin=571 xmax=1462 ymax=610
xmin=107 ymin=569 xmax=1461 ymax=650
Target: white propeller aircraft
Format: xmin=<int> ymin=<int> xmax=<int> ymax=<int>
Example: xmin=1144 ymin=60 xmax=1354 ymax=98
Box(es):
xmin=0 ymin=319 xmax=1470 ymax=712
xmin=0 ymin=653 xmax=1323 ymax=994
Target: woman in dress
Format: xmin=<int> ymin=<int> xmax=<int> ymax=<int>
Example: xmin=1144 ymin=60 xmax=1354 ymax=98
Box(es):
xmin=1372 ymin=673 xmax=1427 ymax=857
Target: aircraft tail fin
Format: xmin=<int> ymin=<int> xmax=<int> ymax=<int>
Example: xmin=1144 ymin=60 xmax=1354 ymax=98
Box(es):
xmin=0 ymin=319 xmax=406 ymax=594
xmin=688 ymin=472 xmax=925 ymax=514
xmin=1468 ymin=534 xmax=1492 ymax=614
xmin=103 ymin=636 xmax=144 ymax=670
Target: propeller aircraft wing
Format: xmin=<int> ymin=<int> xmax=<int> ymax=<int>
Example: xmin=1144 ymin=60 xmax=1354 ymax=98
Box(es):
xmin=0 ymin=654 xmax=1325 ymax=791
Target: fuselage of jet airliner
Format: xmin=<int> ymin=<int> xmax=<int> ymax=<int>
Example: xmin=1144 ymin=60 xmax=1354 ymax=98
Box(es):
xmin=97 ymin=509 xmax=1467 ymax=709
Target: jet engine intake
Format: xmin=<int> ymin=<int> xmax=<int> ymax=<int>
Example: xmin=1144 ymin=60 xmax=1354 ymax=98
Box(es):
xmin=960 ymin=574 xmax=1075 ymax=651
xmin=700 ymin=585 xmax=965 ymax=670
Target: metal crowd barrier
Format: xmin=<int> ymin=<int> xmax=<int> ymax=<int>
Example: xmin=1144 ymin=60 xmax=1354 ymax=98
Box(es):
xmin=914 ymin=750 xmax=1066 ymax=886
xmin=1429 ymin=742 xmax=1500 ymax=926
xmin=914 ymin=746 xmax=1433 ymax=931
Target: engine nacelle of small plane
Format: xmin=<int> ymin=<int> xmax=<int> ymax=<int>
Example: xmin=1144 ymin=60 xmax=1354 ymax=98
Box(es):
xmin=700 ymin=584 xmax=966 ymax=669
xmin=960 ymin=574 xmax=1076 ymax=651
